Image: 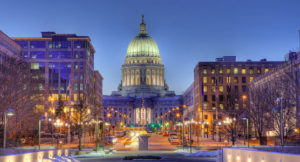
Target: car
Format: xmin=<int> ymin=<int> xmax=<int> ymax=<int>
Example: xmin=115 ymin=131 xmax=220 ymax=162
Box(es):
xmin=105 ymin=136 xmax=117 ymax=145
xmin=169 ymin=136 xmax=180 ymax=144
xmin=169 ymin=132 xmax=177 ymax=137
xmin=115 ymin=131 xmax=126 ymax=137
xmin=163 ymin=132 xmax=170 ymax=136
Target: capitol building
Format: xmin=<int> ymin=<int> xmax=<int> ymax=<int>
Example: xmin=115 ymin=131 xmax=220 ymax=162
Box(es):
xmin=103 ymin=16 xmax=182 ymax=126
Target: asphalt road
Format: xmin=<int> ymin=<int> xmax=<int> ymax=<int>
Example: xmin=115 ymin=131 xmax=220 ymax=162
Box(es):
xmin=76 ymin=134 xmax=216 ymax=162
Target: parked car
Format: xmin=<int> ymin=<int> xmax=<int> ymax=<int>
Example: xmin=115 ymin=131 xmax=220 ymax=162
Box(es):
xmin=169 ymin=136 xmax=180 ymax=144
xmin=169 ymin=132 xmax=177 ymax=137
xmin=105 ymin=136 xmax=117 ymax=145
xmin=163 ymin=132 xmax=170 ymax=136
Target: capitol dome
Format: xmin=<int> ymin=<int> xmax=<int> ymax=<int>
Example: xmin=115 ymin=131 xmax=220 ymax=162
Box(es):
xmin=126 ymin=16 xmax=160 ymax=58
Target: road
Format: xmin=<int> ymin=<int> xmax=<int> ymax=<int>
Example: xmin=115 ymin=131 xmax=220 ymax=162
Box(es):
xmin=76 ymin=133 xmax=216 ymax=162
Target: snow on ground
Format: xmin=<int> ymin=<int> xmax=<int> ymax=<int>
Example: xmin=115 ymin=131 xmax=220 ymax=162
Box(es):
xmin=43 ymin=155 xmax=79 ymax=162
xmin=71 ymin=151 xmax=107 ymax=158
xmin=174 ymin=149 xmax=217 ymax=157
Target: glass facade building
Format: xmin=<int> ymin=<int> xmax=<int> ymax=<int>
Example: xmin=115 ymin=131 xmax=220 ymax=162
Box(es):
xmin=12 ymin=32 xmax=98 ymax=113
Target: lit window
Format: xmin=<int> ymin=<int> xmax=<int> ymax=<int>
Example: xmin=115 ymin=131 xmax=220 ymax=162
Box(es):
xmin=249 ymin=68 xmax=254 ymax=74
xmin=226 ymin=68 xmax=231 ymax=74
xmin=219 ymin=86 xmax=223 ymax=92
xmin=234 ymin=77 xmax=238 ymax=83
xmin=203 ymin=69 xmax=207 ymax=74
xmin=249 ymin=77 xmax=254 ymax=82
xmin=31 ymin=63 xmax=39 ymax=70
xmin=204 ymin=86 xmax=207 ymax=92
xmin=257 ymin=68 xmax=261 ymax=74
xmin=212 ymin=104 xmax=216 ymax=109
xmin=203 ymin=77 xmax=207 ymax=83
xmin=74 ymin=84 xmax=78 ymax=90
xmin=242 ymin=68 xmax=246 ymax=74
xmin=203 ymin=103 xmax=208 ymax=109
xmin=211 ymin=68 xmax=215 ymax=74
xmin=226 ymin=77 xmax=231 ymax=83
xmin=80 ymin=83 xmax=83 ymax=90
xmin=234 ymin=68 xmax=238 ymax=74
xmin=265 ymin=68 xmax=269 ymax=73
xmin=220 ymin=104 xmax=224 ymax=110
xmin=74 ymin=94 xmax=78 ymax=101
xmin=211 ymin=77 xmax=215 ymax=84
xmin=235 ymin=104 xmax=239 ymax=110
xmin=212 ymin=86 xmax=216 ymax=92
xmin=219 ymin=68 xmax=223 ymax=74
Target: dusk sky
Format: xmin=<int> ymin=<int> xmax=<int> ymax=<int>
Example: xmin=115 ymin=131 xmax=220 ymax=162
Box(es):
xmin=1 ymin=0 xmax=300 ymax=95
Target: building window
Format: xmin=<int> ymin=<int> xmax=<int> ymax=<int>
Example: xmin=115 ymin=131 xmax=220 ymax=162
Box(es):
xmin=234 ymin=86 xmax=238 ymax=93
xmin=219 ymin=68 xmax=223 ymax=74
xmin=219 ymin=86 xmax=223 ymax=92
xmin=212 ymin=103 xmax=216 ymax=109
xmin=219 ymin=77 xmax=223 ymax=83
xmin=80 ymin=51 xmax=84 ymax=58
xmin=24 ymin=52 xmax=29 ymax=58
xmin=74 ymin=94 xmax=78 ymax=101
xmin=60 ymin=51 xmax=72 ymax=58
xmin=74 ymin=84 xmax=78 ymax=90
xmin=204 ymin=104 xmax=208 ymax=110
xmin=74 ymin=62 xmax=79 ymax=69
xmin=31 ymin=51 xmax=45 ymax=59
xmin=212 ymin=95 xmax=216 ymax=102
xmin=30 ymin=41 xmax=45 ymax=48
xmin=220 ymin=104 xmax=224 ymax=110
xmin=249 ymin=77 xmax=254 ymax=82
xmin=16 ymin=41 xmax=28 ymax=48
xmin=234 ymin=77 xmax=238 ymax=83
xmin=204 ymin=95 xmax=208 ymax=102
xmin=49 ymin=51 xmax=59 ymax=58
xmin=265 ymin=68 xmax=269 ymax=73
xmin=235 ymin=104 xmax=239 ymax=110
xmin=257 ymin=68 xmax=261 ymax=74
xmin=204 ymin=114 xmax=208 ymax=119
xmin=211 ymin=68 xmax=215 ymax=74
xmin=219 ymin=95 xmax=223 ymax=101
xmin=80 ymin=73 xmax=84 ymax=80
xmin=80 ymin=83 xmax=83 ymax=90
xmin=31 ymin=63 xmax=39 ymax=70
xmin=242 ymin=77 xmax=246 ymax=83
xmin=211 ymin=77 xmax=215 ymax=84
xmin=203 ymin=77 xmax=207 ymax=83
xmin=249 ymin=68 xmax=254 ymax=74
xmin=242 ymin=86 xmax=247 ymax=92
xmin=226 ymin=77 xmax=231 ymax=83
xmin=234 ymin=68 xmax=238 ymax=74
xmin=203 ymin=68 xmax=207 ymax=74
xmin=241 ymin=68 xmax=246 ymax=74
xmin=226 ymin=68 xmax=231 ymax=74
xmin=203 ymin=86 xmax=207 ymax=92
xmin=211 ymin=86 xmax=216 ymax=92
xmin=80 ymin=62 xmax=84 ymax=69
xmin=74 ymin=73 xmax=78 ymax=80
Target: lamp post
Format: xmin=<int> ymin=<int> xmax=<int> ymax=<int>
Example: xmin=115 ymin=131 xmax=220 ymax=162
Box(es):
xmin=3 ymin=109 xmax=14 ymax=148
xmin=242 ymin=114 xmax=249 ymax=148
xmin=38 ymin=115 xmax=46 ymax=150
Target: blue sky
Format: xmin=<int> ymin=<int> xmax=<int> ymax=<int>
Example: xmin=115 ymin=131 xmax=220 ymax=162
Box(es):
xmin=1 ymin=0 xmax=300 ymax=94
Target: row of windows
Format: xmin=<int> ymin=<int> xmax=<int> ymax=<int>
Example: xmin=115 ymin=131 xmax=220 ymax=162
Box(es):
xmin=202 ymin=103 xmax=241 ymax=110
xmin=202 ymin=67 xmax=269 ymax=75
xmin=16 ymin=40 xmax=89 ymax=49
xmin=203 ymin=76 xmax=253 ymax=84
xmin=24 ymin=51 xmax=85 ymax=59
xmin=203 ymin=85 xmax=247 ymax=93
xmin=30 ymin=62 xmax=84 ymax=70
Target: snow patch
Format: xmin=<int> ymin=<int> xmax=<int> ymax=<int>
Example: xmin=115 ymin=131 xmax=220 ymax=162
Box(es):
xmin=174 ymin=150 xmax=217 ymax=157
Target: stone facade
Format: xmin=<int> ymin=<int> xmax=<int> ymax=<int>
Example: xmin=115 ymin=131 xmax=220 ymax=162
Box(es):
xmin=103 ymin=16 xmax=182 ymax=126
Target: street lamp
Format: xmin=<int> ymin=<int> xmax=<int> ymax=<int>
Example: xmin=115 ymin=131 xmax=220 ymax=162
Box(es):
xmin=3 ymin=109 xmax=14 ymax=148
xmin=38 ymin=115 xmax=45 ymax=150
xmin=242 ymin=114 xmax=249 ymax=148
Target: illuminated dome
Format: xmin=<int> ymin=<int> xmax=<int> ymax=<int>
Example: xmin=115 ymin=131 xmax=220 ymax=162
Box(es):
xmin=126 ymin=16 xmax=160 ymax=58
